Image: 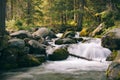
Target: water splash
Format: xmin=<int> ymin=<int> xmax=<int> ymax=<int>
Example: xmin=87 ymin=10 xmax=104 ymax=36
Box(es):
xmin=68 ymin=38 xmax=111 ymax=61
xmin=45 ymin=38 xmax=111 ymax=72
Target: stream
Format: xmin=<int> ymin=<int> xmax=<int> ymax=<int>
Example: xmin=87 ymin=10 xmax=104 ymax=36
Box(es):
xmin=0 ymin=34 xmax=112 ymax=80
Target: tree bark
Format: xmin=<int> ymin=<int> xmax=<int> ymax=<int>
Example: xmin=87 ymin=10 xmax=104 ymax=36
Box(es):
xmin=27 ymin=0 xmax=32 ymax=25
xmin=77 ymin=0 xmax=85 ymax=31
xmin=0 ymin=0 xmax=6 ymax=37
xmin=69 ymin=53 xmax=92 ymax=61
xmin=0 ymin=0 xmax=6 ymax=51
xmin=11 ymin=0 xmax=14 ymax=19
xmin=74 ymin=0 xmax=78 ymax=23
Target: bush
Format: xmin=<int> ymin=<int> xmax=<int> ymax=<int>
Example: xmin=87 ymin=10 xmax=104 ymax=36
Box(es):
xmin=100 ymin=10 xmax=115 ymax=27
xmin=79 ymin=28 xmax=89 ymax=36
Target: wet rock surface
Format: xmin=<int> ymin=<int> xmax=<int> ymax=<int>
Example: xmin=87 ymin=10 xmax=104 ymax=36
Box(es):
xmin=102 ymin=28 xmax=120 ymax=50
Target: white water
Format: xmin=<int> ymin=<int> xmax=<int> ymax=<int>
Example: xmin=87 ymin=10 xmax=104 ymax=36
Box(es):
xmin=0 ymin=35 xmax=112 ymax=80
xmin=45 ymin=37 xmax=111 ymax=73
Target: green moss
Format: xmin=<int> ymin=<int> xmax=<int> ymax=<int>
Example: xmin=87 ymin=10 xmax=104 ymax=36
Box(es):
xmin=35 ymin=55 xmax=46 ymax=62
xmin=1 ymin=63 xmax=18 ymax=70
xmin=18 ymin=54 xmax=41 ymax=67
xmin=48 ymin=48 xmax=69 ymax=61
xmin=106 ymin=50 xmax=118 ymax=61
xmin=0 ymin=35 xmax=9 ymax=51
xmin=55 ymin=39 xmax=64 ymax=45
xmin=79 ymin=28 xmax=89 ymax=37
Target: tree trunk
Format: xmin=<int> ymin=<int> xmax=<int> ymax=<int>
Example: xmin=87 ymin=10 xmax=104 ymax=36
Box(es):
xmin=27 ymin=0 xmax=32 ymax=26
xmin=77 ymin=0 xmax=85 ymax=31
xmin=0 ymin=0 xmax=6 ymax=50
xmin=107 ymin=0 xmax=118 ymax=11
xmin=69 ymin=53 xmax=92 ymax=61
xmin=74 ymin=0 xmax=78 ymax=23
xmin=60 ymin=13 xmax=64 ymax=25
xmin=11 ymin=0 xmax=14 ymax=19
xmin=0 ymin=0 xmax=6 ymax=37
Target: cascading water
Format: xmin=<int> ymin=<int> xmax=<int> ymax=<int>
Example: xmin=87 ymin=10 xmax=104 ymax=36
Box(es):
xmin=68 ymin=38 xmax=111 ymax=61
xmin=45 ymin=37 xmax=111 ymax=72
xmin=0 ymin=33 xmax=112 ymax=80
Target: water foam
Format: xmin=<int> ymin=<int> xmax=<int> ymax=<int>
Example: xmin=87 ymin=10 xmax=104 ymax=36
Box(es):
xmin=45 ymin=38 xmax=111 ymax=72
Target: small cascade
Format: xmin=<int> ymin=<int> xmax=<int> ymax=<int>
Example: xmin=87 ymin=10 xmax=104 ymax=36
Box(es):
xmin=68 ymin=38 xmax=111 ymax=61
xmin=45 ymin=37 xmax=112 ymax=72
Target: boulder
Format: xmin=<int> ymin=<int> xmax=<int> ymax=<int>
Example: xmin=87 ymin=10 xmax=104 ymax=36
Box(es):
xmin=106 ymin=51 xmax=120 ymax=80
xmin=106 ymin=50 xmax=118 ymax=61
xmin=17 ymin=54 xmax=41 ymax=67
xmin=0 ymin=47 xmax=41 ymax=70
xmin=62 ymin=31 xmax=76 ymax=38
xmin=33 ymin=55 xmax=46 ymax=62
xmin=28 ymin=40 xmax=46 ymax=55
xmin=48 ymin=48 xmax=69 ymax=61
xmin=72 ymin=37 xmax=83 ymax=42
xmin=0 ymin=35 xmax=9 ymax=51
xmin=0 ymin=46 xmax=29 ymax=70
xmin=55 ymin=38 xmax=77 ymax=45
xmin=102 ymin=28 xmax=120 ymax=50
xmin=8 ymin=38 xmax=25 ymax=49
xmin=0 ymin=47 xmax=18 ymax=69
xmin=32 ymin=27 xmax=56 ymax=39
xmin=10 ymin=30 xmax=33 ymax=39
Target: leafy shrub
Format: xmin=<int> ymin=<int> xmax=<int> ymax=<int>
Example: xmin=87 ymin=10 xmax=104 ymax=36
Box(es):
xmin=79 ymin=28 xmax=89 ymax=36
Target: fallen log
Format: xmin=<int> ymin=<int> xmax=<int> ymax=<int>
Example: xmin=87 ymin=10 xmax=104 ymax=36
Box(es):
xmin=69 ymin=53 xmax=92 ymax=61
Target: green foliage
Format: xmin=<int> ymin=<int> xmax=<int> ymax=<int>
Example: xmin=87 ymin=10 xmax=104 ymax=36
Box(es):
xmin=5 ymin=0 xmax=120 ymax=36
xmin=15 ymin=20 xmax=23 ymax=27
xmin=79 ymin=28 xmax=89 ymax=37
xmin=100 ymin=10 xmax=114 ymax=27
xmin=6 ymin=20 xmax=18 ymax=31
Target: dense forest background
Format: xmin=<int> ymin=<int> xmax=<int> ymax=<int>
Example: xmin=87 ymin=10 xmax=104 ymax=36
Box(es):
xmin=5 ymin=0 xmax=120 ymax=34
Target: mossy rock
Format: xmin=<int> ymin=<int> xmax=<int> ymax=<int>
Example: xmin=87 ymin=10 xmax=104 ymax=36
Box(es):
xmin=72 ymin=38 xmax=83 ymax=42
xmin=28 ymin=40 xmax=46 ymax=55
xmin=0 ymin=50 xmax=18 ymax=70
xmin=10 ymin=30 xmax=33 ymax=39
xmin=0 ymin=47 xmax=41 ymax=70
xmin=0 ymin=35 xmax=9 ymax=51
xmin=32 ymin=27 xmax=56 ymax=39
xmin=48 ymin=48 xmax=69 ymax=61
xmin=102 ymin=28 xmax=120 ymax=50
xmin=55 ymin=38 xmax=77 ymax=45
xmin=17 ymin=54 xmax=41 ymax=67
xmin=106 ymin=51 xmax=120 ymax=80
xmin=34 ymin=55 xmax=46 ymax=62
xmin=106 ymin=50 xmax=118 ymax=61
xmin=8 ymin=38 xmax=25 ymax=49
xmin=62 ymin=31 xmax=76 ymax=38
xmin=55 ymin=39 xmax=64 ymax=45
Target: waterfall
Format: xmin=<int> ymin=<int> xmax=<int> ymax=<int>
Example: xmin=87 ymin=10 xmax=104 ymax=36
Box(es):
xmin=68 ymin=38 xmax=111 ymax=61
xmin=45 ymin=37 xmax=112 ymax=72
